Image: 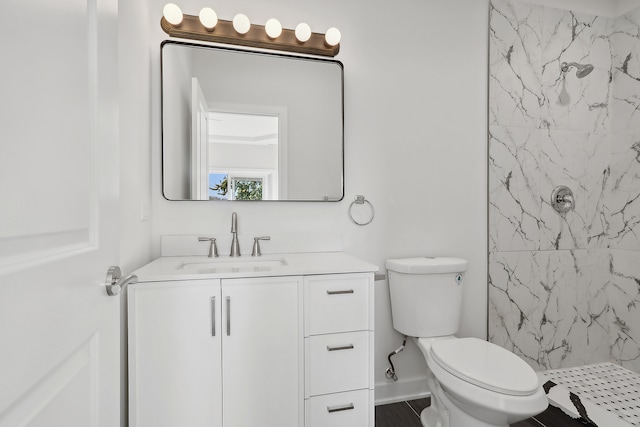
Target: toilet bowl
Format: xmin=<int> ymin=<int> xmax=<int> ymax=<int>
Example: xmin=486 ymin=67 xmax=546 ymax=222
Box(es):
xmin=386 ymin=257 xmax=548 ymax=427
xmin=417 ymin=337 xmax=547 ymax=427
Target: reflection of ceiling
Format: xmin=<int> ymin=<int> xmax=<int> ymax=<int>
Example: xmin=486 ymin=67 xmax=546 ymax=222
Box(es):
xmin=519 ymin=0 xmax=639 ymax=17
xmin=207 ymin=112 xmax=278 ymax=145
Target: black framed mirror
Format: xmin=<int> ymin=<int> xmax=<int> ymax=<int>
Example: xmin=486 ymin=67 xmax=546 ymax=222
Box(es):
xmin=161 ymin=41 xmax=344 ymax=201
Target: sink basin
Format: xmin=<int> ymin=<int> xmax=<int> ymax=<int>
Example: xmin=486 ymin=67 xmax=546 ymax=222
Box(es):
xmin=177 ymin=257 xmax=287 ymax=274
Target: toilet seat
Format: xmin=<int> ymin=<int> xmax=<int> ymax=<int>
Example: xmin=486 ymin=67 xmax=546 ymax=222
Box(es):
xmin=417 ymin=337 xmax=548 ymax=425
xmin=430 ymin=337 xmax=539 ymax=396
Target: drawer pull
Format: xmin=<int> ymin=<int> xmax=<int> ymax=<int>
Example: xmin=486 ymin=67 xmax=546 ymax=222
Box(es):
xmin=327 ymin=403 xmax=355 ymax=413
xmin=327 ymin=344 xmax=354 ymax=351
xmin=326 ymin=289 xmax=354 ymax=295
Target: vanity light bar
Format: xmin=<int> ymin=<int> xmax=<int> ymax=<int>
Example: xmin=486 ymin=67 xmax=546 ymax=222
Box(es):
xmin=161 ymin=4 xmax=341 ymax=57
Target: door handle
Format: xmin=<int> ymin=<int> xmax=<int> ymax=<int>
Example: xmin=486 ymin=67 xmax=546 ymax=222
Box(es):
xmin=105 ymin=266 xmax=138 ymax=296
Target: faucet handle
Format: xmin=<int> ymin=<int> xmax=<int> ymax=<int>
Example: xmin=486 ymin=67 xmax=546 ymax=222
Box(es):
xmin=251 ymin=236 xmax=271 ymax=257
xmin=198 ymin=237 xmax=219 ymax=258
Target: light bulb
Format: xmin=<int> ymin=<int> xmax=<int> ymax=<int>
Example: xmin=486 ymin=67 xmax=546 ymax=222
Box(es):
xmin=233 ymin=13 xmax=251 ymax=34
xmin=162 ymin=3 xmax=183 ymax=26
xmin=295 ymin=23 xmax=311 ymax=43
xmin=265 ymin=18 xmax=282 ymax=39
xmin=199 ymin=8 xmax=218 ymax=30
xmin=325 ymin=27 xmax=341 ymax=47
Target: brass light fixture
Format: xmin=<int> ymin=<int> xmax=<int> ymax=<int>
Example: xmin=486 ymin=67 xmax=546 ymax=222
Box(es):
xmin=160 ymin=3 xmax=341 ymax=57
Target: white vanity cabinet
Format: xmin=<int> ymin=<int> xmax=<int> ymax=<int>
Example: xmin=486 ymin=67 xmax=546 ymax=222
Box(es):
xmin=128 ymin=276 xmax=303 ymax=427
xmin=127 ymin=251 xmax=377 ymax=427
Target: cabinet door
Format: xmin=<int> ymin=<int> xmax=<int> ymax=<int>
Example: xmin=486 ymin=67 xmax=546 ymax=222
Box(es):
xmin=222 ymin=276 xmax=302 ymax=427
xmin=128 ymin=280 xmax=222 ymax=427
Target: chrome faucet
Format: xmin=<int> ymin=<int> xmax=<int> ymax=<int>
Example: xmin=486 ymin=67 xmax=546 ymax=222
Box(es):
xmin=230 ymin=212 xmax=240 ymax=257
xmin=198 ymin=237 xmax=218 ymax=258
xmin=251 ymin=236 xmax=271 ymax=256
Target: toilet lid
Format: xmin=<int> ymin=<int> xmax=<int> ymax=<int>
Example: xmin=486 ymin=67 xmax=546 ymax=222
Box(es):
xmin=430 ymin=338 xmax=539 ymax=396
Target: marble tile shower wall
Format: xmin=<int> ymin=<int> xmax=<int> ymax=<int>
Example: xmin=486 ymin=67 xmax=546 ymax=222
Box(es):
xmin=488 ymin=0 xmax=640 ymax=372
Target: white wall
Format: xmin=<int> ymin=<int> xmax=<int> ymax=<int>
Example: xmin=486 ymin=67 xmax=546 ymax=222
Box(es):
xmin=119 ymin=5 xmax=153 ymax=278
xmin=142 ymin=0 xmax=488 ymax=401
xmin=119 ymin=1 xmax=153 ymax=426
xmin=209 ymin=143 xmax=277 ymax=170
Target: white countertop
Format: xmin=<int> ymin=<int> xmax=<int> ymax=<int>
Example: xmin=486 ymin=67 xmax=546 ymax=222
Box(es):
xmin=132 ymin=252 xmax=379 ymax=282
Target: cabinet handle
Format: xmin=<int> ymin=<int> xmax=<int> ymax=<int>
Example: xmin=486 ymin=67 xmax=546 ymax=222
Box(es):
xmin=327 ymin=403 xmax=355 ymax=413
xmin=326 ymin=289 xmax=354 ymax=295
xmin=226 ymin=296 xmax=231 ymax=336
xmin=327 ymin=344 xmax=354 ymax=351
xmin=211 ymin=297 xmax=216 ymax=337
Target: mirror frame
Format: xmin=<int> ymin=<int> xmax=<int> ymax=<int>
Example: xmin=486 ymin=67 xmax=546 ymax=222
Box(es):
xmin=160 ymin=40 xmax=345 ymax=202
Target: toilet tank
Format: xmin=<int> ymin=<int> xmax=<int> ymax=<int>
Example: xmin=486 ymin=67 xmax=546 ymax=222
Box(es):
xmin=386 ymin=257 xmax=468 ymax=338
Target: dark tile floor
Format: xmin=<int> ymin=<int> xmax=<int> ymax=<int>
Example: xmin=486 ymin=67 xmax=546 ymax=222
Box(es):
xmin=375 ymin=398 xmax=586 ymax=427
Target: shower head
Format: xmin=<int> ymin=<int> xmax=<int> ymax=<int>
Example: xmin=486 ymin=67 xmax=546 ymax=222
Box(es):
xmin=575 ymin=63 xmax=594 ymax=78
xmin=561 ymin=61 xmax=594 ymax=78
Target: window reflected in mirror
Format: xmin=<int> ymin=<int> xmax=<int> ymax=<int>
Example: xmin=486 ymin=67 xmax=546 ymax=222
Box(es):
xmin=200 ymin=111 xmax=280 ymax=201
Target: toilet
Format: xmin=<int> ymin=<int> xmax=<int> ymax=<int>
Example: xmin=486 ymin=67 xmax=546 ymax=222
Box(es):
xmin=386 ymin=257 xmax=548 ymax=427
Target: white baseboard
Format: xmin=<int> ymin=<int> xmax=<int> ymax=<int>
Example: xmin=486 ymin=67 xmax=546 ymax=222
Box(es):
xmin=375 ymin=377 xmax=431 ymax=406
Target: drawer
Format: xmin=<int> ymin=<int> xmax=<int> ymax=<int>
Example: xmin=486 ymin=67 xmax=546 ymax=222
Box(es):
xmin=306 ymin=331 xmax=369 ymax=396
xmin=305 ymin=389 xmax=371 ymax=427
xmin=305 ymin=274 xmax=371 ymax=336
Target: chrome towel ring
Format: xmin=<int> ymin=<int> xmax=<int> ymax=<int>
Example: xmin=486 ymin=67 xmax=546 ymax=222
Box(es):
xmin=348 ymin=195 xmax=375 ymax=226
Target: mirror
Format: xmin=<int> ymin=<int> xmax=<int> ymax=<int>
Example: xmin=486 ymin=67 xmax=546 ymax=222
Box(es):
xmin=161 ymin=41 xmax=344 ymax=201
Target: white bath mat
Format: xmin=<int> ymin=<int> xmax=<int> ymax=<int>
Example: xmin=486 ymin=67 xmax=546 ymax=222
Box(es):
xmin=540 ymin=362 xmax=640 ymax=426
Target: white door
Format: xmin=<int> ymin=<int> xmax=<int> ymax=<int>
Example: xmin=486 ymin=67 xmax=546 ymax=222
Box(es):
xmin=0 ymin=0 xmax=120 ymax=426
xmin=191 ymin=78 xmax=209 ymax=200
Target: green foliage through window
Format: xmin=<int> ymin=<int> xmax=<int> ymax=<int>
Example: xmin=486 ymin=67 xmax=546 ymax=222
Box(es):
xmin=233 ymin=179 xmax=262 ymax=200
xmin=210 ymin=177 xmax=262 ymax=200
